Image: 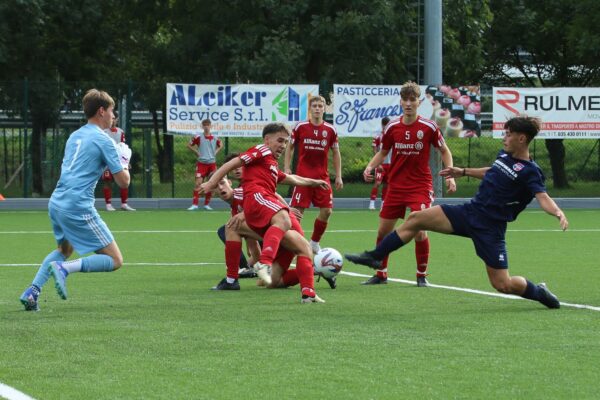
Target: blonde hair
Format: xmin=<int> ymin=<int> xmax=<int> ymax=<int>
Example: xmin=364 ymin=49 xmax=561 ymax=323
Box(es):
xmin=82 ymin=89 xmax=114 ymax=119
xmin=400 ymin=81 xmax=421 ymax=99
xmin=309 ymin=95 xmax=326 ymax=107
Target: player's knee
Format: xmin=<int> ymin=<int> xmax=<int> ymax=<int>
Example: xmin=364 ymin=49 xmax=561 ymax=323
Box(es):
xmin=112 ymin=254 xmax=124 ymax=270
xmin=491 ymin=279 xmax=511 ymax=294
xmin=321 ymin=208 xmax=333 ymax=219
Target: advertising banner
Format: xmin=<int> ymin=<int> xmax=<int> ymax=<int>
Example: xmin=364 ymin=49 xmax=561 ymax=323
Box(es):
xmin=166 ymin=83 xmax=319 ymax=136
xmin=333 ymin=84 xmax=481 ymax=138
xmin=493 ymin=87 xmax=600 ymax=139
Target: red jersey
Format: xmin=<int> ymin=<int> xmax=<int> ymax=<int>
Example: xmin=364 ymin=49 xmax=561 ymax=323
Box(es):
xmin=382 ymin=115 xmax=445 ymax=194
xmin=291 ymin=121 xmax=338 ymax=180
xmin=239 ymin=144 xmax=287 ymax=197
xmin=230 ymin=187 xmax=244 ymax=216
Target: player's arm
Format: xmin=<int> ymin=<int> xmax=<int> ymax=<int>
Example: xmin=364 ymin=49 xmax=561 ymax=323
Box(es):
xmin=363 ymin=149 xmax=388 ymax=182
xmin=281 ymin=174 xmax=329 ymax=190
xmin=440 ymin=166 xmax=490 ymax=180
xmin=186 ymin=141 xmax=199 ymax=157
xmin=245 ymin=238 xmax=261 ymax=266
xmin=200 ymin=157 xmax=243 ymax=194
xmin=535 ymin=192 xmax=568 ymax=231
xmin=112 ymin=170 xmax=130 ymax=188
xmin=437 ymin=142 xmax=457 ymax=194
xmin=283 ymin=141 xmax=294 ymax=174
xmin=332 ymin=146 xmax=343 ymax=190
xmin=215 ymin=139 xmax=223 ymax=155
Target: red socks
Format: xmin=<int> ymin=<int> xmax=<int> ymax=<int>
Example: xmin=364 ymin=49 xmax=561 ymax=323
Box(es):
xmin=103 ymin=187 xmax=111 ymax=204
xmin=192 ymin=190 xmax=199 ymax=206
xmin=311 ymin=219 xmax=328 ymax=242
xmin=370 ymin=187 xmax=378 ymax=201
xmin=415 ymin=238 xmax=430 ymax=277
xmin=225 ymin=241 xmax=242 ymax=279
xmin=204 ymin=191 xmax=212 ymax=205
xmin=259 ymin=226 xmax=285 ymax=265
xmin=120 ymin=188 xmax=128 ymax=204
xmin=296 ymin=256 xmax=314 ymax=290
xmin=375 ymin=234 xmax=389 ymax=279
xmin=281 ymin=269 xmax=299 ymax=287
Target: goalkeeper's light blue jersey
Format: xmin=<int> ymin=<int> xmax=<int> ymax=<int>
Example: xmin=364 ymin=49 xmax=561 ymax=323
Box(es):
xmin=50 ymin=123 xmax=123 ymax=212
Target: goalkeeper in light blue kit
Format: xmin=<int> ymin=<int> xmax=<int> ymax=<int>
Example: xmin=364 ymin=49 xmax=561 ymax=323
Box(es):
xmin=19 ymin=89 xmax=132 ymax=311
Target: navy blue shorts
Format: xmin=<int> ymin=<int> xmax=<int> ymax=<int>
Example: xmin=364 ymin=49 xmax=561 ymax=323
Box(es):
xmin=440 ymin=203 xmax=508 ymax=269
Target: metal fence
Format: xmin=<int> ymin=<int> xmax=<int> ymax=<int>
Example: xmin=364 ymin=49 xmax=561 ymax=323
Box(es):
xmin=2 ymin=80 xmax=600 ymax=200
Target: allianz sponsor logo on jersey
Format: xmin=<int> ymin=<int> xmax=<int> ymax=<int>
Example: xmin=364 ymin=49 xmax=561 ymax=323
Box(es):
xmin=394 ymin=141 xmax=424 ymax=153
xmin=303 ymin=137 xmax=328 ymax=151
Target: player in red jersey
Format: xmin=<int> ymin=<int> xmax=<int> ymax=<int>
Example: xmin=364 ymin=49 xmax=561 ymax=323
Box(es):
xmin=187 ymin=119 xmax=222 ymax=211
xmin=369 ymin=117 xmax=391 ymax=210
xmin=200 ymin=123 xmax=329 ymax=303
xmin=284 ymin=95 xmax=343 ymax=254
xmin=361 ymin=82 xmax=457 ymax=286
xmin=102 ymin=111 xmax=135 ymax=211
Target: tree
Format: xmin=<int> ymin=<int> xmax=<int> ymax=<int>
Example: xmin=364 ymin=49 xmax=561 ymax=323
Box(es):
xmin=484 ymin=0 xmax=600 ymax=188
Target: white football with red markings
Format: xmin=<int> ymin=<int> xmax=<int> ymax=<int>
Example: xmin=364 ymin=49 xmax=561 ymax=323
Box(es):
xmin=313 ymin=247 xmax=343 ymax=278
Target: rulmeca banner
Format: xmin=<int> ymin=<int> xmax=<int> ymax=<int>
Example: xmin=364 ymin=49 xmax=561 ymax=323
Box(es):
xmin=493 ymin=87 xmax=600 ymax=139
xmin=166 ymin=83 xmax=319 ymax=136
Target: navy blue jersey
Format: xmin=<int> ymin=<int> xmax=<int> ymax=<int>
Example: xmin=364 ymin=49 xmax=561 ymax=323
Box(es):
xmin=471 ymin=151 xmax=546 ymax=222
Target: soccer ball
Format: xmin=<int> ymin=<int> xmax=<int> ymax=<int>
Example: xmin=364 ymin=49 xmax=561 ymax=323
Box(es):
xmin=313 ymin=247 xmax=343 ymax=278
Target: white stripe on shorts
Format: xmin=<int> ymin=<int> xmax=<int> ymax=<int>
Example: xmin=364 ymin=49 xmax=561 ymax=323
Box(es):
xmin=253 ymin=193 xmax=282 ymax=212
xmin=84 ymin=214 xmax=111 ymax=247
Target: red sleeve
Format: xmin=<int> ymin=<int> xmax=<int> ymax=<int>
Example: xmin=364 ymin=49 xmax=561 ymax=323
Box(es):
xmin=217 ymin=138 xmax=222 ymax=146
xmin=189 ymin=136 xmax=200 ymax=146
xmin=239 ymin=145 xmax=271 ymax=165
xmin=330 ymin=126 xmax=339 ymax=148
xmin=381 ymin=127 xmax=394 ymax=151
xmin=432 ymin=127 xmax=445 ymax=149
xmin=277 ymin=170 xmax=287 ymax=183
xmin=290 ymin=124 xmax=299 ymax=144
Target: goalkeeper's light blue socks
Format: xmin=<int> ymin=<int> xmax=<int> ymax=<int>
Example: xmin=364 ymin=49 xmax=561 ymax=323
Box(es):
xmin=61 ymin=254 xmax=115 ymax=274
xmin=32 ymin=250 xmax=66 ymax=289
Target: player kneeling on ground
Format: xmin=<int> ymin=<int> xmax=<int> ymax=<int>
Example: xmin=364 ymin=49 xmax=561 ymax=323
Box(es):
xmin=200 ymin=123 xmax=330 ymax=303
xmin=346 ymin=116 xmax=567 ymax=309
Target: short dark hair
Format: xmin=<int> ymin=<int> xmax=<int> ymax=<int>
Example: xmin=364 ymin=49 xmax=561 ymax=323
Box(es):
xmin=262 ymin=122 xmax=288 ymax=138
xmin=504 ymin=116 xmax=541 ymax=143
xmin=381 ymin=117 xmax=390 ymax=126
xmin=82 ymin=89 xmax=114 ymax=119
xmin=202 ymin=119 xmax=211 ymax=126
xmin=224 ymin=152 xmax=239 ymax=163
xmin=113 ymin=110 xmax=119 ymax=119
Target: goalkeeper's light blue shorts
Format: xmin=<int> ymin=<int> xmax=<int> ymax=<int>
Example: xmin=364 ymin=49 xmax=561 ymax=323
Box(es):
xmin=49 ymin=205 xmax=114 ymax=254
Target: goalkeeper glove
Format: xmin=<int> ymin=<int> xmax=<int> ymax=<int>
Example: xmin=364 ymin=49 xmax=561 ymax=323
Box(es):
xmin=116 ymin=142 xmax=132 ymax=168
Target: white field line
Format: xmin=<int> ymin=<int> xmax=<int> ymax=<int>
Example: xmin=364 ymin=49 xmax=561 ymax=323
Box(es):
xmin=2 ymin=262 xmax=599 ymax=312
xmin=1 ymin=229 xmax=600 ymax=234
xmin=342 ymin=271 xmax=600 ymax=312
xmin=0 ymin=383 xmax=36 ymax=400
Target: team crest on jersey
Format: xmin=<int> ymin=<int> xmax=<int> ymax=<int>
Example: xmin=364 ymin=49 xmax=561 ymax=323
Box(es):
xmin=322 ymin=131 xmax=327 ymax=138
xmin=417 ymin=130 xmax=424 ymax=139
xmin=415 ymin=141 xmax=424 ymax=150
xmin=321 ymin=139 xmax=328 ymax=147
xmin=512 ymin=163 xmax=524 ymax=172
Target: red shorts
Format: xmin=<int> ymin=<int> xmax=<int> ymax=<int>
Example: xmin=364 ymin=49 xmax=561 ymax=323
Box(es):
xmin=244 ymin=192 xmax=289 ymax=234
xmin=379 ymin=190 xmax=434 ymax=220
xmin=375 ymin=164 xmax=390 ymax=184
xmin=102 ymin=169 xmax=113 ymax=181
xmin=290 ymin=185 xmax=333 ymax=209
xmin=195 ymin=162 xmax=216 ymax=178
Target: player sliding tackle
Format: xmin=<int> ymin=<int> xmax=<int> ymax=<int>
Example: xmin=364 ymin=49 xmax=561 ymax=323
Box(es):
xmin=200 ymin=122 xmax=330 ymax=303
xmin=346 ymin=116 xmax=568 ymax=309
